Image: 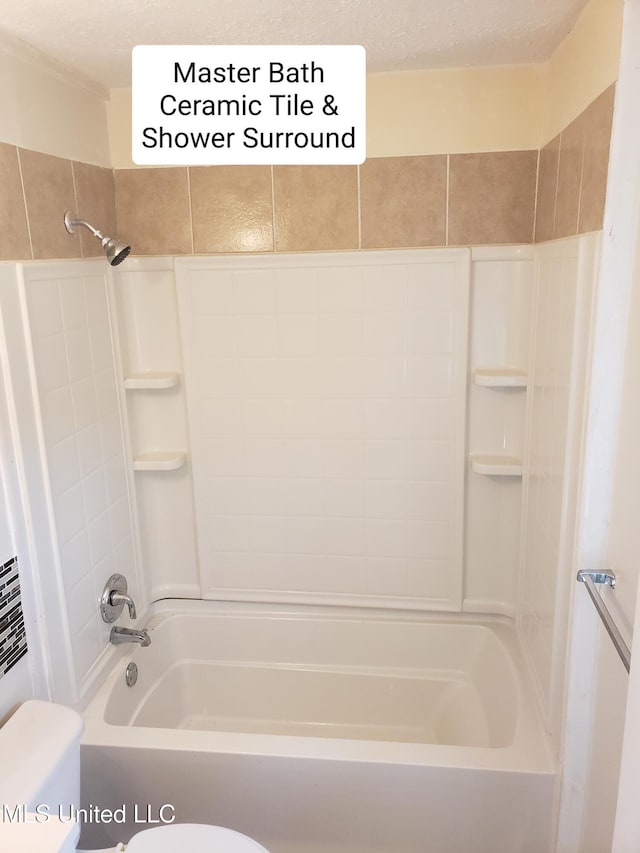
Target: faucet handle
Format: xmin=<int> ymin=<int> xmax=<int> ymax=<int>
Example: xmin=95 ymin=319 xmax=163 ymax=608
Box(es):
xmin=100 ymin=573 xmax=137 ymax=623
xmin=109 ymin=591 xmax=137 ymax=620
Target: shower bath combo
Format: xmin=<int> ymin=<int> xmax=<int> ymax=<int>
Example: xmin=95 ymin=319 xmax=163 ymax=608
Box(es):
xmin=11 ymin=208 xmax=596 ymax=852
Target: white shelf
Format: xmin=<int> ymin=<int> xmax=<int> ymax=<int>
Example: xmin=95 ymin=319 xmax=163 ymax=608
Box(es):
xmin=124 ymin=372 xmax=180 ymax=390
xmin=470 ymin=454 xmax=523 ymax=477
xmin=133 ymin=451 xmax=187 ymax=472
xmin=473 ymin=368 xmax=528 ymax=388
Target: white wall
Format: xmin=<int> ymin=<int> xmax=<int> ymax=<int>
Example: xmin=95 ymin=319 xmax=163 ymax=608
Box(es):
xmin=557 ymin=0 xmax=640 ymax=846
xmin=560 ymin=0 xmax=640 ymax=853
xmin=112 ymin=257 xmax=198 ymax=601
xmin=612 ymin=223 xmax=640 ymax=853
xmin=464 ymin=246 xmax=532 ymax=616
xmin=1 ymin=261 xmax=143 ymax=704
xmin=0 ymin=266 xmax=50 ymax=719
xmin=518 ymin=235 xmax=599 ymax=735
xmin=0 ymin=379 xmax=35 ymax=721
xmin=176 ymin=251 xmax=470 ymax=610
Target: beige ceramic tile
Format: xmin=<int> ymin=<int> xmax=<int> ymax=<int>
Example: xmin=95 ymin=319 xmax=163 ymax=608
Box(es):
xmin=19 ymin=149 xmax=80 ymax=260
xmin=190 ymin=166 xmax=273 ymax=253
xmin=554 ymin=117 xmax=584 ymax=239
xmin=534 ymin=135 xmax=560 ymax=243
xmin=0 ymin=143 xmax=31 ymax=260
xmin=72 ymin=162 xmax=117 ymax=258
xmin=360 ymin=156 xmax=447 ymax=248
xmin=115 ymin=168 xmax=192 ymax=255
xmin=273 ymin=166 xmax=358 ymax=252
xmin=448 ymin=151 xmax=537 ymax=245
xmin=579 ymin=85 xmax=615 ymax=234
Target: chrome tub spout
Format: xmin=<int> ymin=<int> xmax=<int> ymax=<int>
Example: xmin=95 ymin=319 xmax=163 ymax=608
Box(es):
xmin=110 ymin=626 xmax=151 ymax=647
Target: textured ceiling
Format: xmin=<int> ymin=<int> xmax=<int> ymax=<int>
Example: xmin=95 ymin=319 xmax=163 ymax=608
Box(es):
xmin=2 ymin=0 xmax=588 ymax=89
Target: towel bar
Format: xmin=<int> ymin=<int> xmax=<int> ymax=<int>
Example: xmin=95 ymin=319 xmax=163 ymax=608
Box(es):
xmin=577 ymin=570 xmax=631 ymax=673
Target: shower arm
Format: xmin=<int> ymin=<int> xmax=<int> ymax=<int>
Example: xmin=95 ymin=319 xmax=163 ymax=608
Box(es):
xmin=64 ymin=213 xmax=106 ymax=243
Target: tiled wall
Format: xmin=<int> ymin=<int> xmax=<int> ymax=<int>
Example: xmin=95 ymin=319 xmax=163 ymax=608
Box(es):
xmin=22 ymin=263 xmax=137 ymax=692
xmin=0 ymin=84 xmax=614 ymax=262
xmin=535 ymin=85 xmax=615 ymax=242
xmin=520 ymin=235 xmax=599 ymax=714
xmin=0 ymin=145 xmax=115 ymax=261
xmin=115 ymin=154 xmax=537 ymax=254
xmin=177 ymin=251 xmax=469 ymax=609
xmin=522 ymin=247 xmax=579 ymax=700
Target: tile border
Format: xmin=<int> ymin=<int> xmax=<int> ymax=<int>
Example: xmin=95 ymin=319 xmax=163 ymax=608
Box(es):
xmin=0 ymin=85 xmax=615 ymax=261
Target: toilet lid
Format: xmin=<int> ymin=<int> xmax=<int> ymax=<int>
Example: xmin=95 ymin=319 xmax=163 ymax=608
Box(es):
xmin=126 ymin=823 xmax=268 ymax=852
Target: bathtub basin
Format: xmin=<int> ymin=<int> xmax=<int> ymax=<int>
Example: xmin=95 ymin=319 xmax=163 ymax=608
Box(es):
xmin=81 ymin=600 xmax=556 ymax=853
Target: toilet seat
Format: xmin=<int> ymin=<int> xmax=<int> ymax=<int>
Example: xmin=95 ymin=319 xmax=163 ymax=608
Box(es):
xmin=124 ymin=823 xmax=269 ymax=852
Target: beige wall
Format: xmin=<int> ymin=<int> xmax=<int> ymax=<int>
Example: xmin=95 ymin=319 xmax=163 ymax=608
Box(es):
xmin=0 ymin=0 xmax=621 ymax=168
xmin=108 ymin=0 xmax=622 ymax=167
xmin=542 ymin=0 xmax=623 ymax=145
xmin=0 ymin=32 xmax=111 ymax=167
xmin=107 ymin=66 xmax=546 ymax=169
xmin=367 ymin=65 xmax=544 ymax=157
xmin=110 ymin=66 xmax=546 ymax=169
xmin=367 ymin=0 xmax=623 ymax=156
xmin=106 ymin=89 xmax=135 ymax=170
xmin=368 ymin=0 xmax=622 ymax=156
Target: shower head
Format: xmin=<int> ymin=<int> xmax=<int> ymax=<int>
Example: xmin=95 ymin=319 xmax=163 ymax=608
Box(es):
xmin=102 ymin=237 xmax=131 ymax=266
xmin=64 ymin=212 xmax=131 ymax=266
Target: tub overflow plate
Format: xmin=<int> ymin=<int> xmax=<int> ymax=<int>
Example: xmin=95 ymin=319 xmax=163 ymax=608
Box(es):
xmin=125 ymin=662 xmax=138 ymax=687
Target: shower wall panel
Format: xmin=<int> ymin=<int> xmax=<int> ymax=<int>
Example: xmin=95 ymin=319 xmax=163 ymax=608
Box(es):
xmin=19 ymin=261 xmax=141 ymax=698
xmin=519 ymin=234 xmax=600 ymax=743
xmin=0 ymin=357 xmax=35 ymax=714
xmin=112 ymin=257 xmax=199 ymax=601
xmin=464 ymin=246 xmax=533 ymax=617
xmin=176 ymin=250 xmax=470 ymax=610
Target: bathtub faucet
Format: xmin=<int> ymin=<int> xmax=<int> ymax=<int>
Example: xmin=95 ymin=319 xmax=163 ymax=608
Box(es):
xmin=110 ymin=626 xmax=151 ymax=647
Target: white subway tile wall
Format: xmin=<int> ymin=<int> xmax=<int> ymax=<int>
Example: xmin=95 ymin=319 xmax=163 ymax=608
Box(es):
xmin=520 ymin=243 xmax=583 ymax=706
xmin=177 ymin=251 xmax=469 ymax=609
xmin=23 ymin=267 xmax=135 ymax=689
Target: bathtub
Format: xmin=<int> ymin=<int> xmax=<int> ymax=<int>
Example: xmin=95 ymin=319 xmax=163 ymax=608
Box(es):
xmin=80 ymin=601 xmax=556 ymax=853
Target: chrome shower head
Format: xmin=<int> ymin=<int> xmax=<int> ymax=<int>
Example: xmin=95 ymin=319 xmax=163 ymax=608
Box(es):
xmin=102 ymin=238 xmax=131 ymax=266
xmin=64 ymin=211 xmax=131 ymax=266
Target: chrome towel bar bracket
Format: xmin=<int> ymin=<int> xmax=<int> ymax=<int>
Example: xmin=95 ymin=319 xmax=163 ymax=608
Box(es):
xmin=577 ymin=569 xmax=617 ymax=588
xmin=577 ymin=569 xmax=631 ymax=673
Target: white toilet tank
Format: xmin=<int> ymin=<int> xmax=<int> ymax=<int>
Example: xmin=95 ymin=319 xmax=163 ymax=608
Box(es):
xmin=0 ymin=700 xmax=84 ymax=836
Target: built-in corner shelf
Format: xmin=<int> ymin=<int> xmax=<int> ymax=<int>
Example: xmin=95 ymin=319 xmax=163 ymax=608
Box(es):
xmin=133 ymin=451 xmax=187 ymax=472
xmin=124 ymin=372 xmax=181 ymax=390
xmin=473 ymin=368 xmax=528 ymax=388
xmin=470 ymin=454 xmax=523 ymax=477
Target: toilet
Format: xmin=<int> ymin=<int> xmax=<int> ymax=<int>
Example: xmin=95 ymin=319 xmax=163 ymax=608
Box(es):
xmin=0 ymin=700 xmax=269 ymax=852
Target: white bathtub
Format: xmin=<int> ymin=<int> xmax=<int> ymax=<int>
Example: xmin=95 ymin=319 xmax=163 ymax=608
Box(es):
xmin=81 ymin=601 xmax=556 ymax=853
